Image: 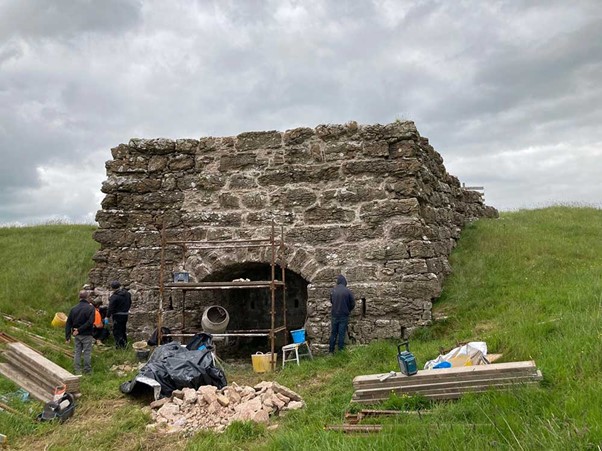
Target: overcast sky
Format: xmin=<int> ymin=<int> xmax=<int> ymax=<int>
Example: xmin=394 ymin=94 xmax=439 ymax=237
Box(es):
xmin=1 ymin=0 xmax=601 ymax=225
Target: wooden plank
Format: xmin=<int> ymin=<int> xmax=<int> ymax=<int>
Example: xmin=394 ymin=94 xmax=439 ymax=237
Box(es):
xmin=360 ymin=409 xmax=431 ymax=417
xmin=3 ymin=349 xmax=80 ymax=388
xmin=0 ymin=363 xmax=53 ymax=403
xmin=353 ymin=382 xmax=541 ymax=403
xmin=354 ymin=372 xmax=543 ymax=400
xmin=354 ymin=367 xmax=538 ymax=390
xmin=353 ymin=361 xmax=537 ymax=385
xmin=8 ymin=326 xmax=74 ymax=358
xmin=353 ymin=377 xmax=542 ymax=403
xmin=4 ymin=351 xmax=79 ymax=393
xmin=486 ymin=354 xmax=503 ymax=363
xmin=7 ymin=342 xmax=76 ymax=381
xmin=2 ymin=353 xmax=60 ymax=393
xmin=325 ymin=424 xmax=383 ymax=433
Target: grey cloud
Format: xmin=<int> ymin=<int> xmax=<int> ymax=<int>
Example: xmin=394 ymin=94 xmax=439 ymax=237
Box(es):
xmin=1 ymin=0 xmax=601 ymax=224
xmin=0 ymin=0 xmax=142 ymax=42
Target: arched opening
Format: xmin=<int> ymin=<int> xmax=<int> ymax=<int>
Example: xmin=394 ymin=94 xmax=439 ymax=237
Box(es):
xmin=185 ymin=262 xmax=308 ymax=357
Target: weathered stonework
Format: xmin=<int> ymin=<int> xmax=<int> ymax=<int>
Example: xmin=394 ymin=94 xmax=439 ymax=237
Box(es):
xmin=90 ymin=121 xmax=497 ymax=351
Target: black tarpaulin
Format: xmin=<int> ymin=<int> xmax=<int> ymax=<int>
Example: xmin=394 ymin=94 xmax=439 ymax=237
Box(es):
xmin=120 ymin=341 xmax=227 ymax=399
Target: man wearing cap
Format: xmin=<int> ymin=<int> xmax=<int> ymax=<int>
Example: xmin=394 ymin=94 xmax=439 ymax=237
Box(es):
xmin=65 ymin=290 xmax=96 ymax=374
xmin=107 ymin=280 xmax=132 ymax=349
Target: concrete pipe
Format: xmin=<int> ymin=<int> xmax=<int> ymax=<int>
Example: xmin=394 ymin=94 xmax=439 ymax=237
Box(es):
xmin=201 ymin=305 xmax=230 ymax=334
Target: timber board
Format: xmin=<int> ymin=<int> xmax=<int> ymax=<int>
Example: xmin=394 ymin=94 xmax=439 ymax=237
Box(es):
xmin=6 ymin=342 xmax=78 ymax=382
xmin=353 ymin=381 xmax=541 ymax=403
xmin=0 ymin=363 xmax=53 ymax=403
xmin=353 ymin=374 xmax=542 ymax=402
xmin=354 ymin=368 xmax=539 ymax=390
xmin=4 ymin=350 xmax=79 ymax=392
xmin=353 ymin=361 xmax=537 ymax=385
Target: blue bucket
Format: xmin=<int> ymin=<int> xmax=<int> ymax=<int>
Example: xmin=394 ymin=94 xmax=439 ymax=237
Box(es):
xmin=290 ymin=329 xmax=305 ymax=343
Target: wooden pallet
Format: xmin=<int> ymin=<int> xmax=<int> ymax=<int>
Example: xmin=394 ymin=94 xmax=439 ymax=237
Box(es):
xmin=352 ymin=361 xmax=542 ymax=403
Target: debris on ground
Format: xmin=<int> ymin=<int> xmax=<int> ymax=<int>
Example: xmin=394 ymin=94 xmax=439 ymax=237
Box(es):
xmin=424 ymin=341 xmax=489 ymax=369
xmin=110 ymin=363 xmax=145 ymax=377
xmin=148 ymin=381 xmax=305 ymax=434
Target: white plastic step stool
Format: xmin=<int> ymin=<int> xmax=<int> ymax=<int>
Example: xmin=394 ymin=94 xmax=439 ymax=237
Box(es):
xmin=282 ymin=341 xmax=313 ymax=368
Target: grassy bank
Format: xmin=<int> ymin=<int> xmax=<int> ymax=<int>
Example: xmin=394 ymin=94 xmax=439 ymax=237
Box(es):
xmin=0 ymin=225 xmax=98 ymax=323
xmin=1 ymin=207 xmax=601 ymax=449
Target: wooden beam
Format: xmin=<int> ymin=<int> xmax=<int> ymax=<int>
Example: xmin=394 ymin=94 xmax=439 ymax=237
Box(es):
xmin=325 ymin=424 xmax=383 ymax=433
xmin=7 ymin=342 xmax=77 ymax=381
xmin=353 ymin=361 xmax=537 ymax=386
xmin=354 ymin=368 xmax=539 ymax=390
xmin=0 ymin=364 xmax=53 ymax=403
xmin=352 ymin=378 xmax=542 ymax=403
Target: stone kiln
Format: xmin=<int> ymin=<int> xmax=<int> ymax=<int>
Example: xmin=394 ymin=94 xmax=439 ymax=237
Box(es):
xmin=90 ymin=121 xmax=497 ymax=352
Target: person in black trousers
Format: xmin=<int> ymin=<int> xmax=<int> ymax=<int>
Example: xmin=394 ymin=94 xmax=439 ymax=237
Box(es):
xmin=65 ymin=290 xmax=96 ymax=374
xmin=107 ymin=280 xmax=132 ymax=349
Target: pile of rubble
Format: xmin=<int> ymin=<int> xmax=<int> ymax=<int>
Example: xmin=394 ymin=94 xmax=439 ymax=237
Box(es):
xmin=148 ymin=381 xmax=305 ymax=433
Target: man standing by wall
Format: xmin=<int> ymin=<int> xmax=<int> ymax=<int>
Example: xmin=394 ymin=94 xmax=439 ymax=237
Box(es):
xmin=329 ymin=274 xmax=355 ymax=353
xmin=107 ymin=280 xmax=132 ymax=349
xmin=65 ymin=290 xmax=95 ymax=374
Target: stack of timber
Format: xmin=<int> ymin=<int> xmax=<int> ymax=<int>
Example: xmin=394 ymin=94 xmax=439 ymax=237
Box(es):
xmin=352 ymin=360 xmax=542 ymax=403
xmin=0 ymin=342 xmax=80 ymax=403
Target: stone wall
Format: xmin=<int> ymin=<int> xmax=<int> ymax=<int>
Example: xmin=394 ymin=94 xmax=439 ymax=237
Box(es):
xmin=90 ymin=121 xmax=497 ymax=351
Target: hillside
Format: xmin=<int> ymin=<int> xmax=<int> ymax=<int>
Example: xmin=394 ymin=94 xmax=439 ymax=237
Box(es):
xmin=0 ymin=207 xmax=601 ymax=450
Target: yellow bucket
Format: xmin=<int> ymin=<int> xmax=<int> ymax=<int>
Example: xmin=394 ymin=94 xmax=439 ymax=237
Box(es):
xmin=251 ymin=352 xmax=277 ymax=373
xmin=51 ymin=312 xmax=67 ymax=328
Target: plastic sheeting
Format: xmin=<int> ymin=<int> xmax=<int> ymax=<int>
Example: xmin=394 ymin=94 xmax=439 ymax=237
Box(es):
xmin=120 ymin=340 xmax=227 ymax=399
xmin=424 ymin=342 xmax=488 ymax=370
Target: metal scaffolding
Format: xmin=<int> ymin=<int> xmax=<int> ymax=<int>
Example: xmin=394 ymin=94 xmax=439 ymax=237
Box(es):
xmin=157 ymin=221 xmax=287 ymax=370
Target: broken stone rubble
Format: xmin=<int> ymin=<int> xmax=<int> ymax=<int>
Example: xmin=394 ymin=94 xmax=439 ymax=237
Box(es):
xmin=149 ymin=381 xmax=304 ymax=434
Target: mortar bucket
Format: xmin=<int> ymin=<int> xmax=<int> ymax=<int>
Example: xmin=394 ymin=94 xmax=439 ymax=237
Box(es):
xmin=51 ymin=312 xmax=67 ymax=328
xmin=251 ymin=352 xmax=276 ymax=373
xmin=132 ymin=341 xmax=148 ymax=351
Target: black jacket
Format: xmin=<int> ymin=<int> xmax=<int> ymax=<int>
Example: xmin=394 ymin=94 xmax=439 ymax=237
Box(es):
xmin=65 ymin=300 xmax=95 ymax=339
xmin=330 ymin=275 xmax=355 ymax=317
xmin=108 ymin=288 xmax=132 ymax=317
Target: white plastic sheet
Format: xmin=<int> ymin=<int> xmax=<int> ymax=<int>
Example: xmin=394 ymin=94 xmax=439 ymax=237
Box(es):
xmin=424 ymin=341 xmax=488 ymax=370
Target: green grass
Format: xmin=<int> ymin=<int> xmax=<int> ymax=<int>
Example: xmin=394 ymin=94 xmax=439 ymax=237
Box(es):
xmin=0 ymin=225 xmax=98 ymax=323
xmin=1 ymin=207 xmax=602 ymax=449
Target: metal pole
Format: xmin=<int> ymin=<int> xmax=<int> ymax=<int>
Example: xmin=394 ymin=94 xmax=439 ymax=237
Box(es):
xmin=182 ymin=290 xmax=186 ymax=332
xmin=158 ymin=221 xmax=166 ymax=345
xmin=270 ymin=220 xmax=276 ymax=370
xmin=281 ymin=223 xmax=288 ymax=345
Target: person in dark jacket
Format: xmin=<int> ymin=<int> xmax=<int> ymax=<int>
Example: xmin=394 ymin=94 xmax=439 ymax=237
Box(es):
xmin=65 ymin=290 xmax=96 ymax=374
xmin=329 ymin=274 xmax=355 ymax=353
xmin=107 ymin=280 xmax=132 ymax=349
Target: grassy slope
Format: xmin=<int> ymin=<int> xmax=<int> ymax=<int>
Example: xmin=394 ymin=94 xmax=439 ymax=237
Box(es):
xmin=1 ymin=207 xmax=601 ymax=450
xmin=0 ymin=225 xmax=99 ymax=322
